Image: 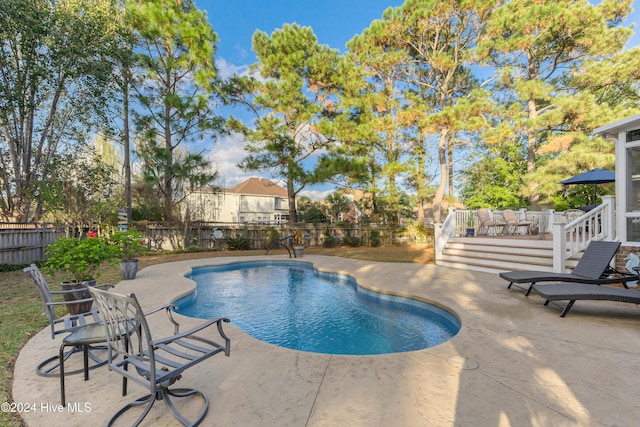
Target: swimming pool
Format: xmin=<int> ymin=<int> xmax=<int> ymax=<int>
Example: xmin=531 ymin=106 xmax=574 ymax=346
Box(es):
xmin=175 ymin=260 xmax=460 ymax=355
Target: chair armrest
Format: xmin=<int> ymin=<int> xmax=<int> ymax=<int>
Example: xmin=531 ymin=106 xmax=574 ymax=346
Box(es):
xmin=45 ymin=296 xmax=95 ymax=307
xmin=50 ymin=283 xmax=113 ymax=297
xmin=151 ymin=317 xmax=231 ymax=349
xmin=143 ymin=303 xmax=177 ymax=316
xmin=143 ymin=303 xmax=180 ymax=334
xmin=51 ymin=288 xmax=90 ymax=296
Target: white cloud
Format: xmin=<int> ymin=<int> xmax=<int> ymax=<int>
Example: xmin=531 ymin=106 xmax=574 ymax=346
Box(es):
xmin=216 ymin=58 xmax=251 ymax=80
xmin=206 ymin=131 xmax=253 ymax=188
xmin=299 ymin=188 xmax=333 ymax=201
xmin=204 ymin=132 xmax=336 ymax=199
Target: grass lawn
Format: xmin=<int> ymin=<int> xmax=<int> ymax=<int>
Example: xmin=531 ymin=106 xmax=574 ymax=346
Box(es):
xmin=0 ymin=245 xmax=434 ymax=426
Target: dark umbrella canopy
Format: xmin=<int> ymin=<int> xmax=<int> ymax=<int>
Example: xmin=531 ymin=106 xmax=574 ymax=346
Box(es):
xmin=559 ymin=168 xmax=615 ymax=185
xmin=560 ymin=168 xmax=615 ymax=204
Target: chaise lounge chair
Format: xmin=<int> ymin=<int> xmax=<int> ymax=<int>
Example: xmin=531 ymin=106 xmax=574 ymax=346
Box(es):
xmin=531 ymin=283 xmax=640 ymax=317
xmin=500 ymin=240 xmax=639 ymax=296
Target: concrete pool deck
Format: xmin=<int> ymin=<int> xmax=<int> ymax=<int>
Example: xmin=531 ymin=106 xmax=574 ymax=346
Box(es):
xmin=13 ymin=255 xmax=640 ymax=426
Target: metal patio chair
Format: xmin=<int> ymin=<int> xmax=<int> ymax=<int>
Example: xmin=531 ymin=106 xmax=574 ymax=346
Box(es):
xmin=24 ymin=264 xmax=112 ymax=377
xmin=88 ymin=286 xmax=231 ymax=427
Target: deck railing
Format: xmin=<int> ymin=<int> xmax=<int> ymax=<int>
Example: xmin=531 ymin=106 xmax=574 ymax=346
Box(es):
xmin=436 ymin=195 xmax=616 ymax=272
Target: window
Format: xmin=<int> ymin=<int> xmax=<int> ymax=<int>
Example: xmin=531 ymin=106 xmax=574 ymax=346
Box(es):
xmin=626 ymin=146 xmax=640 ymax=212
xmin=626 ymin=128 xmax=640 ymax=242
xmin=240 ymin=195 xmax=249 ymax=211
xmin=626 ymin=128 xmax=640 ymax=143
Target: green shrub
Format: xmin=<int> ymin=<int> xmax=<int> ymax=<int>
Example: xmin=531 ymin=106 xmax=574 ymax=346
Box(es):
xmin=263 ymin=227 xmax=280 ymax=248
xmin=322 ymin=229 xmax=337 ymax=248
xmin=402 ymin=221 xmax=434 ymax=245
xmin=224 ymin=234 xmax=252 ymax=250
xmin=44 ymin=235 xmax=116 ymax=282
xmin=369 ymin=229 xmax=381 ymax=247
xmin=110 ymin=229 xmax=147 ymax=260
xmin=0 ymin=263 xmax=32 ymax=273
xmin=343 ymin=231 xmax=361 ymax=247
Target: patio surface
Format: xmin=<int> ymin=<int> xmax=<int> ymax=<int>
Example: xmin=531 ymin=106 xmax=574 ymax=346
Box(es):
xmin=13 ymin=254 xmax=640 ymax=426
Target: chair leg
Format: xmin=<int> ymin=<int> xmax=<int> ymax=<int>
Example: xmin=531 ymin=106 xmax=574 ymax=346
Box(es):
xmin=164 ymin=388 xmax=209 ymax=427
xmin=59 ymin=343 xmax=93 ymax=406
xmin=83 ymin=345 xmax=89 ymax=381
xmin=37 ymin=348 xmax=75 ymax=377
xmin=59 ymin=343 xmax=66 ymax=406
xmin=560 ymin=300 xmax=575 ymax=317
xmin=37 ymin=345 xmax=108 ymax=377
xmin=524 ymin=283 xmax=535 ymax=296
xmin=107 ymin=393 xmax=155 ymax=427
xmin=107 ymin=388 xmax=209 ymax=427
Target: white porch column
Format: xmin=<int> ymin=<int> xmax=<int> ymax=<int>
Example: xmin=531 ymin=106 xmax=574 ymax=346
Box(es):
xmin=435 ymin=222 xmax=444 ymax=261
xmin=435 ymin=208 xmax=457 ymax=262
xmin=552 ymin=222 xmax=567 ymax=273
xmin=601 ymin=195 xmax=616 ymax=240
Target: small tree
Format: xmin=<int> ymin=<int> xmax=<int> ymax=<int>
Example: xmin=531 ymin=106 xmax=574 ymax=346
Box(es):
xmin=237 ymin=24 xmax=343 ymax=225
xmin=0 ymin=0 xmax=120 ymax=221
xmin=36 ymin=146 xmax=120 ymax=227
xmin=128 ymin=0 xmax=224 ymax=221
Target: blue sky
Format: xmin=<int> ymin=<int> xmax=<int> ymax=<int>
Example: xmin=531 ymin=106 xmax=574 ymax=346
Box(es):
xmin=193 ymin=0 xmax=639 ymax=199
xmin=194 ymin=0 xmax=407 ymax=198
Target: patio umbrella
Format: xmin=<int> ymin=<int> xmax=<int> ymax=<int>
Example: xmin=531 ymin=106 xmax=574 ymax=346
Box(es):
xmin=559 ymin=168 xmax=615 ymax=204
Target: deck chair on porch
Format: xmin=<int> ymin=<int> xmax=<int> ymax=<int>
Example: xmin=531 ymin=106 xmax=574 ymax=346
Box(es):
xmin=502 ymin=209 xmax=532 ymax=235
xmin=500 ymin=241 xmax=639 ymax=296
xmin=88 ymin=286 xmax=231 ymax=427
xmin=477 ymin=208 xmax=506 ymax=236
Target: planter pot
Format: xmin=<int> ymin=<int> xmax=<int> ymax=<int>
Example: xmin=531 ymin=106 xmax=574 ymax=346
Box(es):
xmin=293 ymin=246 xmax=304 ymax=258
xmin=61 ymin=279 xmax=96 ymax=315
xmin=465 ymin=228 xmax=475 ymax=237
xmin=120 ymin=259 xmax=139 ymax=280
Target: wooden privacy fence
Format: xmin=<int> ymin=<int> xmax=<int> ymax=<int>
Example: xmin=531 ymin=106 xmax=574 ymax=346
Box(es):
xmin=144 ymin=222 xmax=397 ymax=251
xmin=0 ymin=221 xmax=431 ymax=264
xmin=0 ymin=223 xmax=65 ymax=265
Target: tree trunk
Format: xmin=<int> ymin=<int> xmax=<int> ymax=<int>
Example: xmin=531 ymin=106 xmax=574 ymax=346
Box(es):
xmin=287 ymin=177 xmax=297 ymax=225
xmin=527 ymin=97 xmax=539 ymax=209
xmin=448 ymin=137 xmax=454 ymax=198
xmin=164 ymin=77 xmax=173 ymax=221
xmin=433 ymin=127 xmax=449 ymax=224
xmin=416 ymin=138 xmax=426 ymax=222
xmin=123 ymin=67 xmax=132 ymax=222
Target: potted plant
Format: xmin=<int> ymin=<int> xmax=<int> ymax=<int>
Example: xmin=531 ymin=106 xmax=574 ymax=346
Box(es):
xmin=466 ymin=214 xmax=475 ymax=237
xmin=110 ymin=229 xmax=147 ymax=280
xmin=44 ymin=232 xmax=116 ymax=313
xmin=292 ymin=229 xmax=305 ymax=258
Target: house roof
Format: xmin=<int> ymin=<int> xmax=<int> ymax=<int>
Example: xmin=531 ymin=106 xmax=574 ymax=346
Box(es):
xmin=231 ymin=177 xmax=288 ymax=197
xmin=593 ymin=113 xmax=640 ymax=136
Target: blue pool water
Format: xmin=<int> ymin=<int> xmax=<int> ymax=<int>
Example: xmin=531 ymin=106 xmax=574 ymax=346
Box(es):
xmin=175 ymin=260 xmax=460 ymax=355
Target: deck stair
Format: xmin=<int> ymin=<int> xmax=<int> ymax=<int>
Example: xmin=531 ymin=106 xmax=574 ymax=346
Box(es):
xmin=437 ymin=237 xmax=583 ymax=274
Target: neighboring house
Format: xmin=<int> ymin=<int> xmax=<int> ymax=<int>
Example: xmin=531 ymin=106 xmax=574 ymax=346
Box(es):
xmin=183 ymin=177 xmax=291 ymax=223
xmin=341 ymin=190 xmax=367 ymax=223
